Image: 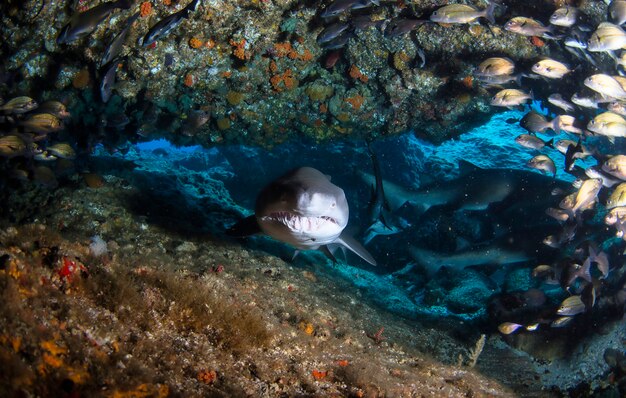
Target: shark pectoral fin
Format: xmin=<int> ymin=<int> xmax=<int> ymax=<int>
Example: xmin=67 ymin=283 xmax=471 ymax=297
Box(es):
xmin=319 ymin=245 xmax=338 ymax=263
xmin=336 ymin=233 xmax=377 ymax=266
xmin=225 ymin=215 xmax=261 ymax=237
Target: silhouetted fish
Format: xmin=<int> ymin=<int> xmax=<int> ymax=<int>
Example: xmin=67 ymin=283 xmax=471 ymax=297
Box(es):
xmin=57 ymin=0 xmax=131 ymax=44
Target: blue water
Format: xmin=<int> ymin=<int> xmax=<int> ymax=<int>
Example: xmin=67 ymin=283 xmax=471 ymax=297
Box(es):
xmin=93 ymin=108 xmax=601 ymax=322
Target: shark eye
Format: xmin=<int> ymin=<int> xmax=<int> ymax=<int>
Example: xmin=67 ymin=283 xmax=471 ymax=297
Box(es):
xmin=330 ymin=202 xmax=336 ymax=208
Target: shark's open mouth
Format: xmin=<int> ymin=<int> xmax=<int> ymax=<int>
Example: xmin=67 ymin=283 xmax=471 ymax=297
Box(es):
xmin=262 ymin=211 xmax=338 ymax=232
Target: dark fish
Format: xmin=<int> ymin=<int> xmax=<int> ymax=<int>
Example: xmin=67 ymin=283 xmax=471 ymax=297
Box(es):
xmin=560 ymin=261 xmax=592 ymax=292
xmin=101 ymin=12 xmax=139 ymax=67
xmin=321 ymin=0 xmax=378 ymax=18
xmin=181 ymin=110 xmax=209 ymax=136
xmin=384 ymin=18 xmax=426 ymax=38
xmin=505 ymin=117 xmax=519 ymax=124
xmin=103 ymin=112 xmax=130 ymax=129
xmin=321 ymin=31 xmax=352 ymax=50
xmin=317 ymin=22 xmax=350 ymax=44
xmin=351 ymin=15 xmax=385 ymax=31
xmin=140 ymin=0 xmax=201 ymax=47
xmin=324 ymin=49 xmax=342 ymax=68
xmin=57 ymin=0 xmax=132 ymax=44
xmin=99 ymin=59 xmax=119 ymax=103
xmin=365 ymin=144 xmax=391 ymax=231
xmin=564 ymin=139 xmax=583 ymax=171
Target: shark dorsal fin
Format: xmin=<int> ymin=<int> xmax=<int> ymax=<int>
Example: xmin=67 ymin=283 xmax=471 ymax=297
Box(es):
xmin=458 ymin=160 xmax=482 ymax=176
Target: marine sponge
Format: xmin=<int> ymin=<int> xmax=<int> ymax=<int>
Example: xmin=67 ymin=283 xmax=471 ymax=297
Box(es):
xmin=270 ymin=69 xmax=297 ymax=92
xmin=349 ymin=65 xmax=368 ymax=83
xmin=140 ymin=2 xmax=152 ymax=18
xmin=345 ymin=94 xmax=365 ymax=110
xmin=230 ymin=39 xmax=249 ymax=60
xmin=305 ymin=84 xmax=333 ymax=102
xmin=226 ymin=91 xmax=244 ymax=106
xmin=188 ymin=37 xmax=204 ymax=49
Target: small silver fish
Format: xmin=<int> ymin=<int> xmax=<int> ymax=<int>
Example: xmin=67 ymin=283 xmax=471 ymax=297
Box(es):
xmin=498 ymin=322 xmax=523 ymax=335
xmin=572 ymin=178 xmax=603 ymax=214
xmin=607 ymin=182 xmax=626 ymax=209
xmin=527 ymin=154 xmax=556 ymax=177
xmin=515 ymin=134 xmax=551 ymax=150
xmin=587 ymin=23 xmax=626 ymax=52
xmin=505 ymin=17 xmax=552 ymax=37
xmin=557 ymin=295 xmax=585 ymax=316
xmin=0 ymin=96 xmax=38 ymax=114
xmin=550 ymin=6 xmax=578 ymax=28
xmin=548 ymin=94 xmax=575 ymax=113
xmin=604 ymin=155 xmax=626 ymax=180
xmin=586 ymin=166 xmax=621 ymax=188
xmin=475 ymin=57 xmax=515 ymax=77
xmin=532 ymin=58 xmax=571 ymax=79
xmin=430 ymin=2 xmax=496 ymax=25
xmin=520 ymin=111 xmax=557 ymax=133
xmin=584 ymin=74 xmax=626 ymax=99
xmin=551 ymin=316 xmax=574 ymax=328
xmin=491 ymin=89 xmax=532 ymax=108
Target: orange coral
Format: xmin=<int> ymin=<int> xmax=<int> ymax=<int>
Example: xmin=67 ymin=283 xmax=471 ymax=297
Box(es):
xmin=270 ymin=69 xmax=297 ymax=91
xmin=345 ymin=95 xmax=365 ymax=110
xmin=349 ymin=65 xmax=368 ymax=83
xmin=189 ymin=37 xmax=203 ymax=49
xmin=461 ymin=75 xmax=473 ymax=89
xmin=221 ymin=71 xmax=232 ymax=78
xmin=272 ymin=41 xmax=313 ymax=62
xmin=197 ymin=369 xmax=218 ymax=384
xmin=140 ymin=2 xmax=152 ymax=17
xmin=319 ymin=103 xmax=327 ymax=113
xmin=206 ymin=38 xmax=216 ymax=49
xmin=184 ymin=73 xmax=194 ymax=87
xmin=283 ymin=70 xmax=296 ymax=89
xmin=299 ymin=49 xmax=313 ymax=62
xmin=311 ymin=370 xmax=328 ymax=380
xmin=163 ymin=0 xmax=172 ymax=5
xmin=269 ymin=60 xmax=278 ymax=73
xmin=274 ymin=42 xmax=293 ymax=58
xmin=530 ymin=36 xmax=545 ymax=47
xmin=230 ymin=39 xmax=249 ymax=60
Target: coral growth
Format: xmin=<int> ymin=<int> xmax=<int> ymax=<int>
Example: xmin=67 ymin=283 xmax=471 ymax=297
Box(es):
xmin=139 ymin=2 xmax=152 ymax=18
xmin=349 ymin=65 xmax=369 ymax=83
xmin=230 ymin=39 xmax=249 ymax=60
xmin=270 ymin=69 xmax=297 ymax=91
xmin=188 ymin=37 xmax=204 ymax=49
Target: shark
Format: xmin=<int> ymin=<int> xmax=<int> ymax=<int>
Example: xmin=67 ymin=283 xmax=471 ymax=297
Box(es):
xmin=227 ymin=167 xmax=376 ymax=265
xmin=361 ymin=144 xmax=411 ymax=244
xmin=408 ymin=244 xmax=532 ymax=279
xmin=358 ymin=160 xmax=571 ymax=216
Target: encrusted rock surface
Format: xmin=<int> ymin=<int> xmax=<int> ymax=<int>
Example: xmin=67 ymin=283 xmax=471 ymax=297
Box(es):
xmin=1 ymin=0 xmax=606 ymax=148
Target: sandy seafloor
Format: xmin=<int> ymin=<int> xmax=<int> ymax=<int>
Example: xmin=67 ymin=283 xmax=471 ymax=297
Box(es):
xmin=1 ymin=110 xmax=624 ymax=397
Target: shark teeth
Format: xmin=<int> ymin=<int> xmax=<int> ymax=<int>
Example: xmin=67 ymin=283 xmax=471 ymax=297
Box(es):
xmin=264 ymin=212 xmax=338 ymax=232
